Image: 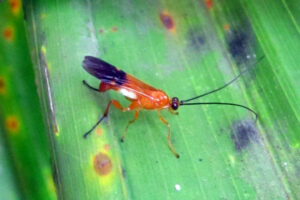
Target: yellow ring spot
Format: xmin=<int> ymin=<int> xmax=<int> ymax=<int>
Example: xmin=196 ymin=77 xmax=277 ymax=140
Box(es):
xmin=94 ymin=152 xmax=112 ymax=176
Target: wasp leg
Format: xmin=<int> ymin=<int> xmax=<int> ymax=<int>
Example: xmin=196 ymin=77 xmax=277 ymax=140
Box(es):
xmin=157 ymin=110 xmax=180 ymax=158
xmin=121 ymin=110 xmax=139 ymax=142
xmin=169 ymin=109 xmax=179 ymax=115
xmin=83 ymin=80 xmax=99 ymax=92
xmin=83 ymin=100 xmax=136 ymax=138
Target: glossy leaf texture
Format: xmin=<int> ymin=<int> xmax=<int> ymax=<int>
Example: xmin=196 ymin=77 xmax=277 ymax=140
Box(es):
xmin=23 ymin=0 xmax=299 ymax=199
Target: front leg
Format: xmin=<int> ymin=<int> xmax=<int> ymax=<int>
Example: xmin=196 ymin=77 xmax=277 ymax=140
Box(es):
xmin=157 ymin=110 xmax=180 ymax=158
xmin=169 ymin=109 xmax=179 ymax=115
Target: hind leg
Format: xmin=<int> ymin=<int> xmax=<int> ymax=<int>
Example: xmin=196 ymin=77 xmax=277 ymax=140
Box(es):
xmin=121 ymin=110 xmax=139 ymax=142
xmin=83 ymin=80 xmax=99 ymax=92
xmin=83 ymin=100 xmax=139 ymax=138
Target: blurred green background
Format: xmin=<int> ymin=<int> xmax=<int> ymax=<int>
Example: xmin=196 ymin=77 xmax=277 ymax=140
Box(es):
xmin=0 ymin=0 xmax=299 ymax=199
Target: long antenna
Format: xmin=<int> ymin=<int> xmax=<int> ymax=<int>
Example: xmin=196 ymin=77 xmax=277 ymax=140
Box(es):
xmin=180 ymin=102 xmax=258 ymax=121
xmin=180 ymin=56 xmax=264 ymax=103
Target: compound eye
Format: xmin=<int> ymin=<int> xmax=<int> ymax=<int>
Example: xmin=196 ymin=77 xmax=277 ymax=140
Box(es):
xmin=172 ymin=102 xmax=178 ymax=110
xmin=171 ymin=97 xmax=179 ymax=110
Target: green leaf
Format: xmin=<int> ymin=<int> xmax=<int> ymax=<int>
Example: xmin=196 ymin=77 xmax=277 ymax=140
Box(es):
xmin=23 ymin=0 xmax=299 ymax=199
xmin=0 ymin=1 xmax=56 ymax=199
xmin=0 ymin=127 xmax=20 ymax=200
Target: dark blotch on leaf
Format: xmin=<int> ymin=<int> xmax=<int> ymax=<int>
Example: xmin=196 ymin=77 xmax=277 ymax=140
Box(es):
xmin=122 ymin=166 xmax=126 ymax=178
xmin=231 ymin=120 xmax=258 ymax=151
xmin=188 ymin=29 xmax=206 ymax=50
xmin=94 ymin=152 xmax=112 ymax=176
xmin=51 ymin=160 xmax=59 ymax=189
xmin=22 ymin=2 xmax=27 ymax=21
xmin=228 ymin=31 xmax=251 ymax=63
xmin=204 ymin=0 xmax=213 ymax=10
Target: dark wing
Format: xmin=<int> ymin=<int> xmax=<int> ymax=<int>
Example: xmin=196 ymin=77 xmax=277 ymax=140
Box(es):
xmin=82 ymin=56 xmax=156 ymax=90
xmin=83 ymin=56 xmax=126 ymax=85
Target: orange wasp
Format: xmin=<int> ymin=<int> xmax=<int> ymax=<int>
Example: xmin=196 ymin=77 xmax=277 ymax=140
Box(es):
xmin=83 ymin=56 xmax=262 ymax=158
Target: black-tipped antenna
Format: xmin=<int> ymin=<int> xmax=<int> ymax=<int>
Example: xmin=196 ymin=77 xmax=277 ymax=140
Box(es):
xmin=180 ymin=56 xmax=264 ymax=103
xmin=179 ymin=102 xmax=258 ymax=121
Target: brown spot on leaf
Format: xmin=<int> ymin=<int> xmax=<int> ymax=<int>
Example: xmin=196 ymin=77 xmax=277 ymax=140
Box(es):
xmin=99 ymin=29 xmax=104 ymax=34
xmin=204 ymin=0 xmax=213 ymax=10
xmin=94 ymin=152 xmax=112 ymax=176
xmin=96 ymin=127 xmax=103 ymax=136
xmin=53 ymin=124 xmax=58 ymax=134
xmin=160 ymin=12 xmax=175 ymax=31
xmin=0 ymin=77 xmax=6 ymax=94
xmin=111 ymin=27 xmax=118 ymax=32
xmin=224 ymin=23 xmax=230 ymax=31
xmin=104 ymin=144 xmax=110 ymax=151
xmin=5 ymin=116 xmax=20 ymax=133
xmin=3 ymin=27 xmax=14 ymax=41
xmin=9 ymin=0 xmax=20 ymax=14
